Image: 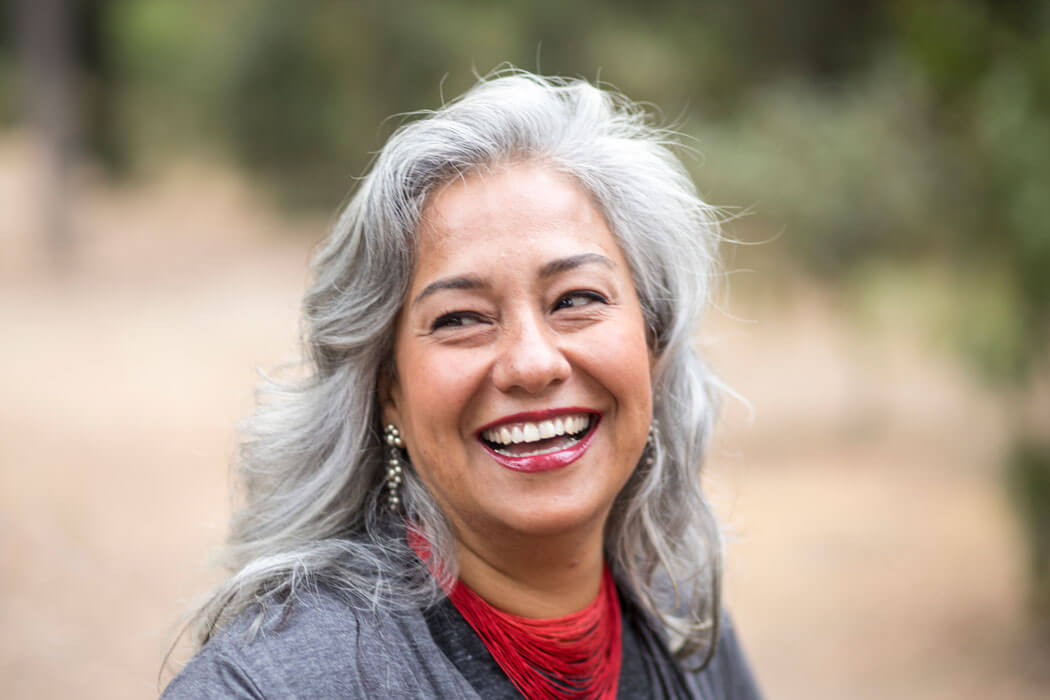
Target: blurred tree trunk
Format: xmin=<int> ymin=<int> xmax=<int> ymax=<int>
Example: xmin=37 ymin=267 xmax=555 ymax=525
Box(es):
xmin=15 ymin=0 xmax=77 ymax=271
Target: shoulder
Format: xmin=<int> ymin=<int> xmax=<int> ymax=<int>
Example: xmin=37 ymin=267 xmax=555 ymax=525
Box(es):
xmin=617 ymin=581 xmax=762 ymax=700
xmin=162 ymin=585 xmax=477 ymax=699
xmin=688 ymin=613 xmax=764 ymax=700
xmin=619 ymin=578 xmax=763 ymax=700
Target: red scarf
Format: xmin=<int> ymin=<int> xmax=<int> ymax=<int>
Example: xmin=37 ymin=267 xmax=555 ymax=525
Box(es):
xmin=447 ymin=564 xmax=623 ymax=700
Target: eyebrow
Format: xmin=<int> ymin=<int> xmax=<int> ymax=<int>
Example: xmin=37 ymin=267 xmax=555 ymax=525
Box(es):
xmin=411 ymin=253 xmax=616 ymax=306
xmin=412 ymin=275 xmax=487 ymax=306
xmin=538 ymin=253 xmax=615 ymax=278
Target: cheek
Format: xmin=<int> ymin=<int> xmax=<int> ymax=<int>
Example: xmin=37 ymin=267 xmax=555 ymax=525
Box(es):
xmin=607 ymin=321 xmax=655 ymax=443
xmin=394 ymin=345 xmax=483 ymax=452
xmin=605 ymin=315 xmax=653 ymax=393
xmin=575 ymin=313 xmax=653 ymax=435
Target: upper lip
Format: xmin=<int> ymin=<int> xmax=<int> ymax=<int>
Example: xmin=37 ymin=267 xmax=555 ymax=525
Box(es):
xmin=475 ymin=406 xmax=599 ymax=436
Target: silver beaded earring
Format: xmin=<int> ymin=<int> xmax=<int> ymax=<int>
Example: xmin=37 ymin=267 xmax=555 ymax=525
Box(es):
xmin=644 ymin=421 xmax=659 ymax=467
xmin=383 ymin=424 xmax=405 ymax=511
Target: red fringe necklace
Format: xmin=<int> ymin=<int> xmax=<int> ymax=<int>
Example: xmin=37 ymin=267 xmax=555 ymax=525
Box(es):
xmin=447 ymin=564 xmax=623 ymax=700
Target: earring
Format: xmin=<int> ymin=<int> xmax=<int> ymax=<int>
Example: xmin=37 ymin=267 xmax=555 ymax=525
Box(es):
xmin=383 ymin=424 xmax=405 ymax=511
xmin=644 ymin=421 xmax=659 ymax=466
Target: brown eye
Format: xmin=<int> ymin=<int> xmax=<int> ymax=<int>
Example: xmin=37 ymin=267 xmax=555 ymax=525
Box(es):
xmin=431 ymin=312 xmax=485 ymax=331
xmin=553 ymin=291 xmax=607 ymax=311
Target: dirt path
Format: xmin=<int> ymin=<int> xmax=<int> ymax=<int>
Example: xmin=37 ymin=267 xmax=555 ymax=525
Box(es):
xmin=1 ymin=138 xmax=1046 ymax=698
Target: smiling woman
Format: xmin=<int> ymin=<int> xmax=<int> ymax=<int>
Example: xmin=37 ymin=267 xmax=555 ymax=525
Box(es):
xmin=164 ymin=71 xmax=762 ymax=699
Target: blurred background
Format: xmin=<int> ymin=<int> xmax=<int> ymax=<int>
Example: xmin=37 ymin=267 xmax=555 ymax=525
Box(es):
xmin=1 ymin=1 xmax=1048 ymax=697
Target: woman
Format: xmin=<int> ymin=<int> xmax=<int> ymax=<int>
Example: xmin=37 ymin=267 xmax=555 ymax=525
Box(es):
xmin=164 ymin=71 xmax=762 ymax=699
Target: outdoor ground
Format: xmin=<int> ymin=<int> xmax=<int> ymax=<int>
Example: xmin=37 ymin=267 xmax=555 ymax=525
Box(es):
xmin=1 ymin=135 xmax=1047 ymax=698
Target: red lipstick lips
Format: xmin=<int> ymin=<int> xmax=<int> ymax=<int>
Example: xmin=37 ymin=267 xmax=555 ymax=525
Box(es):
xmin=476 ymin=408 xmax=601 ymax=473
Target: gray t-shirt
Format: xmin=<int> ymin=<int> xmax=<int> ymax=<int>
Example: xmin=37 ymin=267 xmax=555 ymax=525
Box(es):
xmin=163 ymin=584 xmax=762 ymax=699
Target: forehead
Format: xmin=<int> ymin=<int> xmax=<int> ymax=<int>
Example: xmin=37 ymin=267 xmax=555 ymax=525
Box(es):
xmin=414 ymin=163 xmax=626 ymax=272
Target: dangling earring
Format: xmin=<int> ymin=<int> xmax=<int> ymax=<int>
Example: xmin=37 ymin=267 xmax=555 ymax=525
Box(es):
xmin=383 ymin=424 xmax=405 ymax=511
xmin=644 ymin=420 xmax=659 ymax=466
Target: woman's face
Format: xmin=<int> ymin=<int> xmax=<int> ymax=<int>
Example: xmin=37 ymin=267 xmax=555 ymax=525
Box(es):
xmin=382 ymin=162 xmax=653 ymax=546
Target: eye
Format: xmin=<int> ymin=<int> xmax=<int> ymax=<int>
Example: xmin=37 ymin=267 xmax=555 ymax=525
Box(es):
xmin=553 ymin=291 xmax=608 ymax=311
xmin=431 ymin=311 xmax=486 ymax=331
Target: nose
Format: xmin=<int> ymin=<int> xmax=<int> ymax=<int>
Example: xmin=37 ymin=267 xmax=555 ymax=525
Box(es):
xmin=491 ymin=310 xmax=571 ymax=395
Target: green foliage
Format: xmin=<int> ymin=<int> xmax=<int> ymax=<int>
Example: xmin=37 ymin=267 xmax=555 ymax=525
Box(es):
xmin=892 ymin=0 xmax=1050 ymax=382
xmin=953 ymin=278 xmax=1034 ymax=386
xmin=0 ymin=6 xmax=11 ymax=125
xmin=47 ymin=0 xmax=905 ymax=207
xmin=690 ymin=65 xmax=949 ymax=276
xmin=0 ymin=55 xmax=14 ymax=127
xmin=102 ymin=0 xmax=241 ymax=168
xmin=970 ymin=56 xmax=1050 ymax=379
xmin=1006 ymin=440 xmax=1050 ymax=620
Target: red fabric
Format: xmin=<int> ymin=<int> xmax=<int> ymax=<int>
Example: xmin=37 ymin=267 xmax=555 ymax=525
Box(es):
xmin=447 ymin=565 xmax=623 ymax=700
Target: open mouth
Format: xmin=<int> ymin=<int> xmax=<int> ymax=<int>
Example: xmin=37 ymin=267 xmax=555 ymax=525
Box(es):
xmin=479 ymin=413 xmax=598 ymax=458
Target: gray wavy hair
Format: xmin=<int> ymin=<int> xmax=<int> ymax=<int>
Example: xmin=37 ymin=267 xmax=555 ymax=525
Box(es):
xmin=191 ymin=70 xmax=724 ymax=666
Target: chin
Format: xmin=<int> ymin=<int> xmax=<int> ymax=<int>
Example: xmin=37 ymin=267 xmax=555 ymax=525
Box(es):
xmin=489 ymin=498 xmax=613 ymax=540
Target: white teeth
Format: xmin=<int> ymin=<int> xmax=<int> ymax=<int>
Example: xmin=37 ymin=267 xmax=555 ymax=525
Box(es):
xmin=481 ymin=413 xmax=592 ymax=446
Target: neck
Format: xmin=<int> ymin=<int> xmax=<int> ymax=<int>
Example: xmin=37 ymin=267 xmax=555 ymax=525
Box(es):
xmin=452 ymin=524 xmax=607 ymax=618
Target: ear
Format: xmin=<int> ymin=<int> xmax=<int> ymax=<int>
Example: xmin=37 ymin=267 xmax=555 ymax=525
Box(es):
xmin=377 ymin=364 xmax=403 ymax=429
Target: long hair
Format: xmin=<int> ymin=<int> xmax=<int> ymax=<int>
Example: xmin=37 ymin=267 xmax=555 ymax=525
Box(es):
xmin=189 ymin=69 xmax=724 ymax=666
